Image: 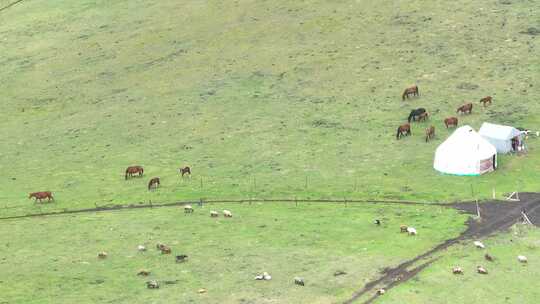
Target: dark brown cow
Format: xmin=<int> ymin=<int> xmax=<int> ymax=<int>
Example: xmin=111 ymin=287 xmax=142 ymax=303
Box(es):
xmin=396 ymin=123 xmax=411 ymax=140
xmin=28 ymin=191 xmax=54 ymax=203
xmin=457 ymin=103 xmax=473 ymax=114
xmin=125 ymin=166 xmax=144 ymax=180
xmin=444 ymin=117 xmax=458 ymax=128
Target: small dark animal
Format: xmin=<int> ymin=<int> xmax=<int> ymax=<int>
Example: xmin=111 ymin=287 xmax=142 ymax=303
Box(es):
xmin=125 ymin=165 xmax=144 ymax=180
xmin=374 ymin=219 xmax=381 ymax=225
xmin=425 ymin=126 xmax=435 ymax=142
xmin=157 ymin=243 xmax=171 ymax=254
xmin=400 ymin=225 xmax=408 ymax=233
xmin=457 ymin=103 xmax=473 ymax=114
xmin=417 ymin=112 xmax=429 ymax=122
xmin=294 ymin=277 xmax=305 ymax=286
xmin=444 ymin=117 xmax=458 ymax=128
xmin=148 ymin=177 xmax=160 ymax=190
xmin=138 ymin=270 xmax=151 ymax=276
xmin=480 ymin=96 xmax=492 ymax=107
xmin=407 ymin=108 xmax=426 ymax=122
xmin=175 ymin=255 xmax=188 ymax=263
xmin=179 ymin=166 xmax=191 ymax=177
xmin=485 ymin=253 xmax=494 ymax=262
xmin=396 ymin=123 xmax=411 ymax=140
xmin=29 ymin=191 xmax=54 ymax=203
xmin=402 ymin=85 xmax=419 ymax=100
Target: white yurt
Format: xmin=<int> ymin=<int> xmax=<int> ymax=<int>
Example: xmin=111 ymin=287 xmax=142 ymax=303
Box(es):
xmin=434 ymin=125 xmax=497 ymax=176
xmin=478 ymin=122 xmax=522 ymax=153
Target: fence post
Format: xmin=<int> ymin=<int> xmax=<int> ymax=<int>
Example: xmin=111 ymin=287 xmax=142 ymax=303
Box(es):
xmin=295 ymin=197 xmax=298 ymax=207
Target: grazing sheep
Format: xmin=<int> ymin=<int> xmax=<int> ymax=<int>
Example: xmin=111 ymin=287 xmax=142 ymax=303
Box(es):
xmin=377 ymin=288 xmax=386 ymax=295
xmin=198 ymin=288 xmax=207 ymax=294
xmin=407 ymin=227 xmax=417 ymax=235
xmin=294 ymin=277 xmax=305 ymax=286
xmin=97 ymin=252 xmax=108 ymax=259
xmin=146 ymin=280 xmax=159 ymax=289
xmin=137 ymin=270 xmax=151 ymax=276
xmin=474 ymin=241 xmax=485 ymax=249
xmin=160 ymin=246 xmax=172 ymax=254
xmin=477 ymin=266 xmax=488 ymax=274
xmin=452 ymin=266 xmax=463 ymax=274
xmin=374 ymin=219 xmax=381 ymax=225
xmin=400 ymin=225 xmax=408 ymax=233
xmin=263 ymin=272 xmax=271 ymax=280
xmin=518 ymin=255 xmax=528 ymax=263
xmin=484 ymin=253 xmax=494 ymax=262
xmin=254 ymin=274 xmax=264 ymax=280
xmin=210 ymin=211 xmax=219 ymax=217
xmin=223 ymin=210 xmax=233 ymax=218
xmin=175 ymin=255 xmax=188 ymax=263
xmin=184 ymin=205 xmax=194 ymax=213
xmin=137 ymin=245 xmax=146 ymax=252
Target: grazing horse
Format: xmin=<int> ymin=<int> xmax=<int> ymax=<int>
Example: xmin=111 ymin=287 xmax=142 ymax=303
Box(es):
xmin=396 ymin=123 xmax=411 ymax=140
xmin=417 ymin=112 xmax=429 ymax=122
xmin=179 ymin=166 xmax=191 ymax=177
xmin=457 ymin=103 xmax=473 ymax=114
xmin=425 ymin=126 xmax=435 ymax=142
xmin=148 ymin=177 xmax=160 ymax=190
xmin=402 ymin=85 xmax=419 ymax=100
xmin=125 ymin=166 xmax=144 ymax=180
xmin=444 ymin=117 xmax=458 ymax=128
xmin=29 ymin=191 xmax=54 ymax=203
xmin=407 ymin=108 xmax=426 ymax=122
xmin=480 ymin=96 xmax=492 ymax=107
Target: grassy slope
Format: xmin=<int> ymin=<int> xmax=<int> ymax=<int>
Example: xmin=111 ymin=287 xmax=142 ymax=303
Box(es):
xmin=378 ymin=225 xmax=540 ymax=304
xmin=0 ymin=202 xmax=467 ymax=304
xmin=0 ymin=0 xmax=539 ymax=217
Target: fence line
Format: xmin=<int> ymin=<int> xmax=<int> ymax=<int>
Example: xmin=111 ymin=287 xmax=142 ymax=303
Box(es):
xmin=0 ymin=0 xmax=25 ymax=13
xmin=0 ymin=197 xmax=441 ymax=221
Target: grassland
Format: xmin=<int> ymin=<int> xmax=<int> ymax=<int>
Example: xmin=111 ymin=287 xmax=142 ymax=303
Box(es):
xmin=1 ymin=0 xmax=540 ymax=218
xmin=0 ymin=202 xmax=469 ymax=304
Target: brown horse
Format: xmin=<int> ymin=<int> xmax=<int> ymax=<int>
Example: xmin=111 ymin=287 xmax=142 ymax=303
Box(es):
xmin=125 ymin=166 xmax=144 ymax=180
xmin=457 ymin=103 xmax=473 ymax=114
xmin=179 ymin=166 xmax=191 ymax=177
xmin=29 ymin=191 xmax=54 ymax=203
xmin=417 ymin=112 xmax=429 ymax=122
xmin=402 ymin=85 xmax=419 ymax=100
xmin=425 ymin=126 xmax=435 ymax=142
xmin=444 ymin=117 xmax=458 ymax=128
xmin=148 ymin=177 xmax=160 ymax=190
xmin=396 ymin=123 xmax=411 ymax=140
xmin=480 ymin=96 xmax=492 ymax=107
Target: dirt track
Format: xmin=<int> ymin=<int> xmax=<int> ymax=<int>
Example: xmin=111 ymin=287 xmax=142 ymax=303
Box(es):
xmin=344 ymin=192 xmax=540 ymax=304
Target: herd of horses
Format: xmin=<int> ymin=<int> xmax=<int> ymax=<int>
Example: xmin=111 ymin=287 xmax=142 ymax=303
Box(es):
xmin=28 ymin=166 xmax=192 ymax=203
xmin=398 ymin=85 xmax=492 ymax=141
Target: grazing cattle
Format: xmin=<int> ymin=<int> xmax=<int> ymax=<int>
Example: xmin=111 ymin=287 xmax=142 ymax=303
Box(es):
xmin=210 ymin=211 xmax=219 ymax=217
xmin=223 ymin=210 xmax=233 ymax=217
xmin=396 ymin=123 xmax=411 ymax=140
xmin=294 ymin=277 xmax=305 ymax=286
xmin=480 ymin=96 xmax=492 ymax=107
xmin=400 ymin=225 xmax=408 ymax=233
xmin=477 ymin=266 xmax=488 ymax=274
xmin=457 ymin=103 xmax=473 ymax=114
xmin=474 ymin=241 xmax=485 ymax=249
xmin=485 ymin=253 xmax=494 ymax=262
xmin=28 ymin=191 xmax=53 ymax=203
xmin=452 ymin=266 xmax=463 ymax=274
xmin=137 ymin=270 xmax=151 ymax=276
xmin=175 ymin=255 xmax=188 ymax=263
xmin=407 ymin=227 xmax=417 ymax=235
xmin=444 ymin=117 xmax=458 ymax=128
xmin=425 ymin=125 xmax=435 ymax=142
xmin=148 ymin=177 xmax=160 ymax=190
xmin=179 ymin=166 xmax=191 ymax=177
xmin=125 ymin=166 xmax=144 ymax=180
xmin=184 ymin=205 xmax=194 ymax=213
xmin=147 ymin=280 xmax=159 ymax=289
xmin=402 ymin=85 xmax=419 ymax=100
xmin=98 ymin=252 xmax=108 ymax=259
xmin=518 ymin=255 xmax=528 ymax=263
xmin=417 ymin=112 xmax=429 ymax=122
xmin=407 ymin=108 xmax=426 ymax=122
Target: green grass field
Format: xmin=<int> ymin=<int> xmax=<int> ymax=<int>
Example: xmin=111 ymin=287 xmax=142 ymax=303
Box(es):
xmin=1 ymin=0 xmax=540 ymax=303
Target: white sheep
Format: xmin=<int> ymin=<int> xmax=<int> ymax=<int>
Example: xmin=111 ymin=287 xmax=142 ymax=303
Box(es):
xmin=137 ymin=245 xmax=146 ymax=252
xmin=223 ymin=210 xmax=233 ymax=218
xmin=474 ymin=241 xmax=485 ymax=249
xmin=477 ymin=266 xmax=488 ymax=274
xmin=377 ymin=288 xmax=386 ymax=295
xmin=518 ymin=255 xmax=528 ymax=263
xmin=184 ymin=205 xmax=194 ymax=213
xmin=97 ymin=252 xmax=108 ymax=259
xmin=406 ymin=227 xmax=417 ymax=235
xmin=452 ymin=266 xmax=463 ymax=274
xmin=210 ymin=211 xmax=219 ymax=217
